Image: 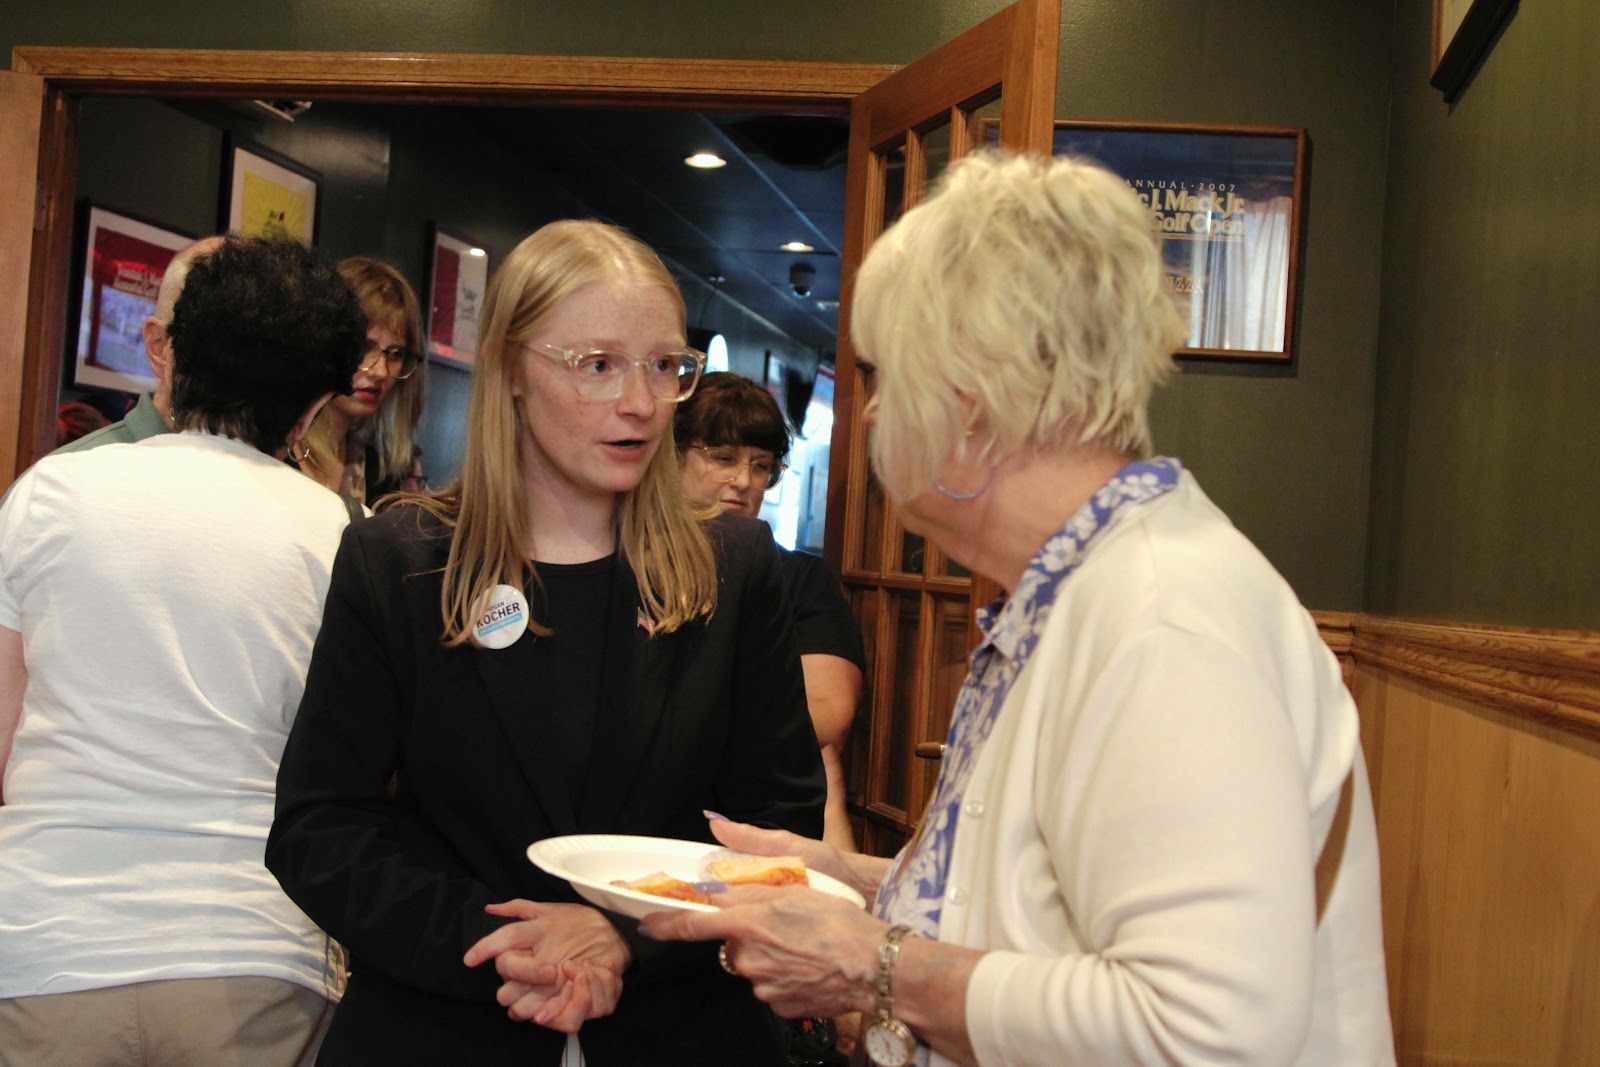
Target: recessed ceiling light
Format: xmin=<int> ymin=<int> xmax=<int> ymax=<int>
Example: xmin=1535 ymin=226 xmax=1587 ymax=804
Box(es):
xmin=467 ymin=247 xmax=487 ymax=257
xmin=684 ymin=152 xmax=726 ymax=169
xmin=781 ymin=241 xmax=814 ymax=253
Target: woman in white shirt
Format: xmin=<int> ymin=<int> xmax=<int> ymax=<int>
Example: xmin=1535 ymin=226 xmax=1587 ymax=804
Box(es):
xmin=633 ymin=150 xmax=1397 ymax=1067
xmin=0 ymin=236 xmax=368 ymax=1066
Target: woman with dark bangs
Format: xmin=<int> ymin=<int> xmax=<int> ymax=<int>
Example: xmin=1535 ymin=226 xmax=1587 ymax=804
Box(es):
xmin=675 ymin=372 xmax=866 ymax=853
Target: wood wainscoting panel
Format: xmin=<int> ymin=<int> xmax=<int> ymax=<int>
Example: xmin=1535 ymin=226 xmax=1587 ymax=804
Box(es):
xmin=852 ymin=600 xmax=1600 ymax=1060
xmin=1352 ymin=624 xmax=1600 ymax=1066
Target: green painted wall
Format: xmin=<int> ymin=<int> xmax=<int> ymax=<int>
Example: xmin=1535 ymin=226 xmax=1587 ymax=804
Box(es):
xmin=1056 ymin=1 xmax=1393 ymax=612
xmin=8 ymin=0 xmax=1397 ymax=611
xmin=1367 ymin=2 xmax=1600 ymax=630
xmin=3 ymin=0 xmax=1000 ymax=64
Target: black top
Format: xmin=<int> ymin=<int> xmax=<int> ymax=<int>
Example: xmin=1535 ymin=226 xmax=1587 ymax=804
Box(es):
xmin=779 ymin=547 xmax=866 ymax=670
xmin=523 ymin=556 xmax=612 ymax=807
xmin=364 ymin=441 xmax=421 ymax=502
xmin=267 ymin=510 xmax=823 ymax=1066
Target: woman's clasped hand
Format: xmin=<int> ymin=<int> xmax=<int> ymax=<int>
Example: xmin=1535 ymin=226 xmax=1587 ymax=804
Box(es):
xmin=464 ymin=900 xmax=630 ymax=1031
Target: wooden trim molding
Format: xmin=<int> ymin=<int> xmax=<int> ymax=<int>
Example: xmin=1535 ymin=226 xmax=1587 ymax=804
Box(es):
xmin=892 ymin=609 xmax=1600 ymax=758
xmin=0 ymin=73 xmax=44 ymax=484
xmin=1351 ymin=616 xmax=1600 ymax=740
xmin=1315 ymin=610 xmax=1600 ymax=741
xmin=9 ymin=47 xmax=898 ymax=111
xmin=1312 ymin=609 xmax=1356 ymax=660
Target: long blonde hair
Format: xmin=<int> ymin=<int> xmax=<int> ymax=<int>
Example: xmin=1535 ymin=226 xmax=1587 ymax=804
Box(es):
xmin=300 ymin=257 xmax=428 ymax=497
xmin=401 ymin=220 xmax=716 ymax=646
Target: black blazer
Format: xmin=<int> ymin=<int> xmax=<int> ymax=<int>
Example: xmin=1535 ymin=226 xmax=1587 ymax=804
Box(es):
xmin=267 ymin=507 xmax=825 ymax=1066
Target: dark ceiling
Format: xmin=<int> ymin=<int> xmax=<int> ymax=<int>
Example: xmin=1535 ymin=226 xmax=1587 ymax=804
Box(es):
xmin=457 ymin=107 xmax=849 ymax=359
xmin=170 ymin=96 xmax=849 ymax=361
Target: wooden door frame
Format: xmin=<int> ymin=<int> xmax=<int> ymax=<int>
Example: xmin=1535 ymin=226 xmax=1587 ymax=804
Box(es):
xmin=0 ymin=72 xmax=45 ymax=488
xmin=818 ymin=0 xmax=1059 ymax=850
xmin=5 ymin=46 xmax=900 ymax=481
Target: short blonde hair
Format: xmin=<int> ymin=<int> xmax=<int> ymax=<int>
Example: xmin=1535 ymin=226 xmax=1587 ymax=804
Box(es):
xmin=404 ymin=220 xmax=716 ymax=645
xmin=851 ymin=149 xmax=1186 ymax=501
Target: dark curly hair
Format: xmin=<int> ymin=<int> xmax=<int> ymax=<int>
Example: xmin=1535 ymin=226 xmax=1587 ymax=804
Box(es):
xmin=166 ymin=236 xmax=367 ymax=454
xmin=673 ymin=371 xmax=791 ymax=464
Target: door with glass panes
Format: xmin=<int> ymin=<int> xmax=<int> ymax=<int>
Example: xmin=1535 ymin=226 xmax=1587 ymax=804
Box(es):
xmin=825 ymin=0 xmax=1060 ymax=857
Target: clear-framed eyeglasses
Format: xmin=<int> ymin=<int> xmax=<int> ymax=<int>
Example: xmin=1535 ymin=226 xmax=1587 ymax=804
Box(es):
xmin=522 ymin=342 xmax=706 ymax=403
xmin=688 ymin=444 xmax=787 ymax=490
xmin=358 ymin=342 xmax=423 ymax=381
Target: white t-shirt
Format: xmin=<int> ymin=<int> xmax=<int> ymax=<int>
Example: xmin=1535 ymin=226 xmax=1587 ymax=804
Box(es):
xmin=0 ymin=432 xmax=349 ymax=999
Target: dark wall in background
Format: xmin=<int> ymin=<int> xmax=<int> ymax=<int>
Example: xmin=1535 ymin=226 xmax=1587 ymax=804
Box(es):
xmin=66 ymin=96 xmax=814 ymax=485
xmin=13 ymin=0 xmax=1398 ymax=611
xmin=75 ymin=98 xmax=222 ymax=239
xmin=1366 ymin=2 xmax=1600 ymax=630
xmin=366 ymin=102 xmax=590 ymax=485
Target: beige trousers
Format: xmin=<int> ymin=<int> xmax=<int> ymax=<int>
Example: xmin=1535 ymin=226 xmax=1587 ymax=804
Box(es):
xmin=0 ymin=976 xmax=333 ymax=1067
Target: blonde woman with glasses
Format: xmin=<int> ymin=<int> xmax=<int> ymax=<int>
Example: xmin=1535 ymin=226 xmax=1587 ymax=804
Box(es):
xmin=267 ymin=220 xmax=825 ymax=1067
xmin=290 ymin=256 xmax=428 ymax=511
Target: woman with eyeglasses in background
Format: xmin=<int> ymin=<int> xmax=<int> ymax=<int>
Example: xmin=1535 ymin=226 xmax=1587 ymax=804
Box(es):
xmin=267 ymin=220 xmax=824 ymax=1066
xmin=676 ymin=373 xmax=866 ymax=855
xmin=291 ymin=256 xmax=428 ymax=510
xmin=676 ymin=372 xmax=867 ymax=1067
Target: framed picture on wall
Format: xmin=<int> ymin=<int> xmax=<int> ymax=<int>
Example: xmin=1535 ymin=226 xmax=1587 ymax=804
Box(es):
xmin=70 ymin=201 xmax=196 ymax=394
xmin=222 ymin=138 xmax=320 ymax=243
xmin=425 ymin=225 xmax=490 ymax=367
xmin=1431 ymin=0 xmax=1518 ymax=102
xmin=1049 ymin=121 xmax=1308 ymax=362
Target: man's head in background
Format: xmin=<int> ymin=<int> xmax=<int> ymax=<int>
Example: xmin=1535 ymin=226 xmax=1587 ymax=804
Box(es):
xmin=141 ymin=235 xmax=227 ymax=422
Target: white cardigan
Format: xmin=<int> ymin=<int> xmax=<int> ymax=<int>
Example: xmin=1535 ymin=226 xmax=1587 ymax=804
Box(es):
xmin=930 ymin=474 xmax=1394 ymax=1066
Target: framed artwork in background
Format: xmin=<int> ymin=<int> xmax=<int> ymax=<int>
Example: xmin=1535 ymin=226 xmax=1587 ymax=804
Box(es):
xmin=1049 ymin=121 xmax=1307 ymax=362
xmin=1431 ymin=0 xmax=1519 ymax=102
xmin=222 ymin=138 xmax=320 ymax=243
xmin=425 ymin=225 xmax=490 ymax=367
xmin=70 ymin=202 xmax=195 ymax=394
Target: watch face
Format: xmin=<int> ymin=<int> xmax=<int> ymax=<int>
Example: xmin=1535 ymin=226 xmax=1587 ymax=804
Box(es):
xmin=864 ymin=1018 xmax=916 ymax=1067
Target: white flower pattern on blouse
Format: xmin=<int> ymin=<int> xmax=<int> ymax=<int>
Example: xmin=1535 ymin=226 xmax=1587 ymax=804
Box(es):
xmin=872 ymin=457 xmax=1183 ymax=1064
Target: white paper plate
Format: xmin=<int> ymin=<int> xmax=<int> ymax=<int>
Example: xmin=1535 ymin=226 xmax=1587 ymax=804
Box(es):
xmin=527 ymin=833 xmax=865 ymax=920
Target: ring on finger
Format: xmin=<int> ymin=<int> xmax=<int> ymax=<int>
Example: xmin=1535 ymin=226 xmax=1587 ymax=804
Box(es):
xmin=718 ymin=942 xmax=737 ymax=976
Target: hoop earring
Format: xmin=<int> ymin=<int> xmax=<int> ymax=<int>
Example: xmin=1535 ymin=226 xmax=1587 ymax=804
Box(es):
xmin=934 ymin=423 xmax=993 ymax=500
xmin=288 ymin=439 xmax=311 ymax=464
xmin=933 ymin=466 xmax=996 ymax=501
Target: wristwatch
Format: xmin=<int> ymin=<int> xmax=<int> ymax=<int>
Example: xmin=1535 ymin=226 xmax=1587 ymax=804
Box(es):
xmin=862 ymin=923 xmax=918 ymax=1067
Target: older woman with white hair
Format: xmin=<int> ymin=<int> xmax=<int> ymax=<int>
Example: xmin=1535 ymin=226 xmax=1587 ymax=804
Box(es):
xmin=638 ymin=150 xmax=1396 ymax=1067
